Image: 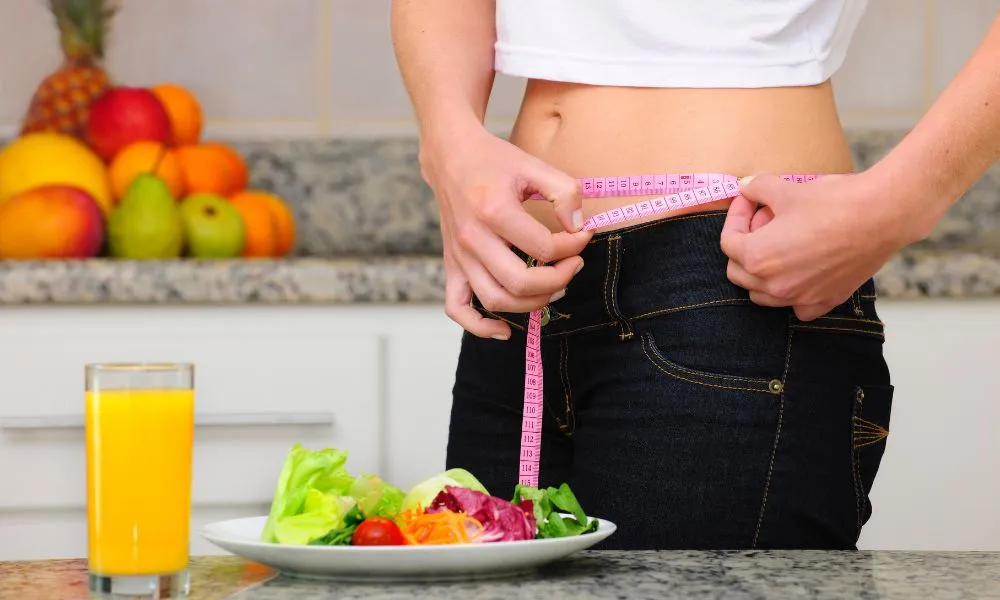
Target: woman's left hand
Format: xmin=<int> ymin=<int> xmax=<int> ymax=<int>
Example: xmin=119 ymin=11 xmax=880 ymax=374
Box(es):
xmin=719 ymin=173 xmax=928 ymax=321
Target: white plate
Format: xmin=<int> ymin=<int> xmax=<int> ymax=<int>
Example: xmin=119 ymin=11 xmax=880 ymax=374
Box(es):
xmin=201 ymin=515 xmax=616 ymax=582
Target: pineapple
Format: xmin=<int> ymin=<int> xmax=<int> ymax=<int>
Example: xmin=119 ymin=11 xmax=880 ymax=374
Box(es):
xmin=20 ymin=0 xmax=118 ymax=139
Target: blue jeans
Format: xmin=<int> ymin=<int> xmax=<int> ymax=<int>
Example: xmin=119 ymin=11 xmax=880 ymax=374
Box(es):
xmin=446 ymin=210 xmax=894 ymax=550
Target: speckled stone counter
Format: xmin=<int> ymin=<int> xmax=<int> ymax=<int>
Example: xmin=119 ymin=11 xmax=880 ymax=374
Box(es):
xmin=0 ymin=257 xmax=446 ymax=304
xmin=2 ymin=551 xmax=999 ymax=600
xmin=2 ymin=130 xmax=1000 ymax=304
xmin=2 ymin=249 xmax=1000 ymax=304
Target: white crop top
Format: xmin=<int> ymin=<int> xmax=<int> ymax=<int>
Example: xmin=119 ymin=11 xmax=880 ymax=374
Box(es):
xmin=494 ymin=0 xmax=867 ymax=88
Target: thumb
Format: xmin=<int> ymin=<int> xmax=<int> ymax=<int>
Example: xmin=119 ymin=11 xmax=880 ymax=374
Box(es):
xmin=737 ymin=174 xmax=794 ymax=211
xmin=524 ymin=160 xmax=585 ymax=233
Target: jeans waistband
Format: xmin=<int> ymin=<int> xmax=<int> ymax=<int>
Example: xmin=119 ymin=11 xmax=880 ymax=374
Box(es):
xmin=474 ymin=210 xmax=878 ymax=339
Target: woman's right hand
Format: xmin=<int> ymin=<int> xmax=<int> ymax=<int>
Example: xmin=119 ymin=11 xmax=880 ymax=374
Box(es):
xmin=420 ymin=126 xmax=592 ymax=340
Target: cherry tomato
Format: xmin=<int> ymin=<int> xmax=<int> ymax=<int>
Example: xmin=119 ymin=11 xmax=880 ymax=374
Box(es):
xmin=351 ymin=517 xmax=407 ymax=546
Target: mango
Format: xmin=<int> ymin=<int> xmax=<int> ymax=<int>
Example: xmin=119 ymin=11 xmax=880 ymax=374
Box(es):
xmin=0 ymin=186 xmax=105 ymax=259
xmin=0 ymin=132 xmax=113 ymax=214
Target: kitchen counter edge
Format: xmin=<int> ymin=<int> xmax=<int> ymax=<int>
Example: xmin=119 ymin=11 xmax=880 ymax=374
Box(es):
xmin=0 ymin=248 xmax=998 ymax=305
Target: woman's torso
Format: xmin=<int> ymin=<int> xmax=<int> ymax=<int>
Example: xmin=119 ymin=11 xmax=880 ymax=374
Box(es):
xmin=496 ymin=0 xmax=865 ymax=232
xmin=511 ymin=81 xmax=854 ymax=233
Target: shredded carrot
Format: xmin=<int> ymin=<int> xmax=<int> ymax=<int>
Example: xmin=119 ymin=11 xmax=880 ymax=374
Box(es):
xmin=394 ymin=505 xmax=484 ymax=545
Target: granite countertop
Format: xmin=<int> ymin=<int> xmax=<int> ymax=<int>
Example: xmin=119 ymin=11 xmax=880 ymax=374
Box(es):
xmin=2 ymin=551 xmax=999 ymax=599
xmin=3 ymin=248 xmax=1000 ymax=305
xmin=2 ymin=131 xmax=1000 ymax=305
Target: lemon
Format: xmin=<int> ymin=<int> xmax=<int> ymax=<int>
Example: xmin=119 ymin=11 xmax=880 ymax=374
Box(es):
xmin=0 ymin=133 xmax=113 ymax=214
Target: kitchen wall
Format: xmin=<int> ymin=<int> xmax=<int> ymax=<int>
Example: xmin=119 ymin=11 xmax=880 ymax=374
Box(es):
xmin=1 ymin=0 xmax=997 ymax=139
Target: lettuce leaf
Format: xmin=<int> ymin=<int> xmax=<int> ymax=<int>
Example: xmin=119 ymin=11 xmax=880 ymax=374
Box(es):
xmin=401 ymin=468 xmax=489 ymax=510
xmin=269 ymin=487 xmax=357 ymax=545
xmin=511 ymin=483 xmax=598 ymax=538
xmin=308 ymin=504 xmax=366 ymax=546
xmin=349 ymin=473 xmax=405 ymax=518
xmin=260 ymin=444 xmax=354 ymax=543
xmin=260 ymin=444 xmax=406 ymax=545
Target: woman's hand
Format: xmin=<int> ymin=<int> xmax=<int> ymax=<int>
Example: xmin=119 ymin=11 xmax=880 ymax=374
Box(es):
xmin=719 ymin=173 xmax=930 ymax=321
xmin=421 ymin=126 xmax=592 ymax=340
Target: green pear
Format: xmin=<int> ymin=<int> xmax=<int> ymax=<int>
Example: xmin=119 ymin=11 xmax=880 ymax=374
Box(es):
xmin=179 ymin=193 xmax=245 ymax=258
xmin=107 ymin=173 xmax=184 ymax=259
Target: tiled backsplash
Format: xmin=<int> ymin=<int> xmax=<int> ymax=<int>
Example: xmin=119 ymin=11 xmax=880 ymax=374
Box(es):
xmin=0 ymin=0 xmax=996 ymax=139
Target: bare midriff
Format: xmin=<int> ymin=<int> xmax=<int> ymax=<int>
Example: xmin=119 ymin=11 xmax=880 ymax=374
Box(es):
xmin=510 ymin=79 xmax=855 ymax=233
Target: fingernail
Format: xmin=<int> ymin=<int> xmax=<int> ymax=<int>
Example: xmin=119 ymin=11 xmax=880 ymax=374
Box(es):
xmin=572 ymin=210 xmax=583 ymax=231
xmin=549 ymin=289 xmax=566 ymax=303
xmin=574 ymin=260 xmax=584 ymax=275
xmin=491 ymin=333 xmax=510 ymax=341
xmin=738 ymin=176 xmax=754 ymax=188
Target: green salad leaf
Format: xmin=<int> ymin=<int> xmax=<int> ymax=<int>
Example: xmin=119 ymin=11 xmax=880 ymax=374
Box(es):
xmin=308 ymin=505 xmax=366 ymax=546
xmin=260 ymin=444 xmax=406 ymax=545
xmin=400 ymin=468 xmax=489 ymax=510
xmin=512 ymin=483 xmax=598 ymax=538
xmin=350 ymin=473 xmax=405 ymax=518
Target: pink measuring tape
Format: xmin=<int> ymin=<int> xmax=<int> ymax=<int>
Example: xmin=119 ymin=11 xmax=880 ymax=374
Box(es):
xmin=517 ymin=172 xmax=820 ymax=488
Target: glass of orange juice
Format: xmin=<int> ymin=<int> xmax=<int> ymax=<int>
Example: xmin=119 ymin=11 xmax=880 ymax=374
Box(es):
xmin=85 ymin=363 xmax=195 ymax=598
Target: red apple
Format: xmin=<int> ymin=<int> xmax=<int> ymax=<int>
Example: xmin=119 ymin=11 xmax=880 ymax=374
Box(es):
xmin=86 ymin=87 xmax=172 ymax=162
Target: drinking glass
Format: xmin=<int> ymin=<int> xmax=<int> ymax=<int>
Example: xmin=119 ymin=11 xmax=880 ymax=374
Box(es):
xmin=85 ymin=363 xmax=195 ymax=598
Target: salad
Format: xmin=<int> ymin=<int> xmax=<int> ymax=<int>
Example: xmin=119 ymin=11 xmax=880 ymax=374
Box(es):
xmin=259 ymin=444 xmax=599 ymax=547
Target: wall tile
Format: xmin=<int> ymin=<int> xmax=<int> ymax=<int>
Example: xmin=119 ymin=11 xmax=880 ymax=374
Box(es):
xmin=108 ymin=0 xmax=323 ymax=121
xmin=833 ymin=0 xmax=928 ymax=112
xmin=0 ymin=0 xmax=66 ymax=128
xmin=328 ymin=0 xmax=408 ymax=124
xmin=933 ymin=0 xmax=998 ymax=98
xmin=2 ymin=1 xmax=995 ymax=138
xmin=328 ymin=0 xmax=524 ymax=133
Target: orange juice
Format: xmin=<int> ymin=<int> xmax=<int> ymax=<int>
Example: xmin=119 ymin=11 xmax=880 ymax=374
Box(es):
xmin=85 ymin=388 xmax=194 ymax=576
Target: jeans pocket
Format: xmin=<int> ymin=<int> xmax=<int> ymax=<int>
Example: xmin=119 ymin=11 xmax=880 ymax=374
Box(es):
xmin=636 ymin=302 xmax=788 ymax=395
xmin=851 ymin=383 xmax=894 ymax=537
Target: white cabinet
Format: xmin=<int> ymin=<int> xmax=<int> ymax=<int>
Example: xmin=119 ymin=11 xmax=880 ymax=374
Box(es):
xmin=0 ymin=299 xmax=997 ymax=560
xmin=0 ymin=304 xmax=462 ymax=560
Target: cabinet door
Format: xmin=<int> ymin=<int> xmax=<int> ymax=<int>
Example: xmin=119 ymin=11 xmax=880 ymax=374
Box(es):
xmin=0 ymin=305 xmax=383 ymax=560
xmin=383 ymin=325 xmax=464 ymax=490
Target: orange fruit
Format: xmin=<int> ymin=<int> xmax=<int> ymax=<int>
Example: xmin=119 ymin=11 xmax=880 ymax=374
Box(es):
xmin=151 ymin=83 xmax=204 ymax=146
xmin=228 ymin=190 xmax=296 ymax=257
xmin=175 ymin=143 xmax=246 ymax=196
xmin=257 ymin=192 xmax=296 ymax=256
xmin=108 ymin=141 xmax=184 ymax=201
xmin=228 ymin=192 xmax=277 ymax=257
xmin=202 ymin=142 xmax=248 ymax=191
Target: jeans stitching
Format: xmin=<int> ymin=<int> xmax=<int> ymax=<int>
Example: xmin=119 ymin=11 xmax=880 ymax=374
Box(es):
xmin=853 ymin=417 xmax=888 ymax=448
xmin=851 ymin=289 xmax=864 ymax=316
xmin=810 ymin=315 xmax=884 ymax=326
xmin=752 ymin=327 xmax=793 ymax=548
xmin=546 ymin=337 xmax=568 ymax=432
xmin=633 ymin=297 xmax=752 ymax=321
xmin=603 ymin=238 xmax=614 ymax=322
xmin=789 ymin=324 xmax=885 ymax=339
xmin=542 ymin=322 xmax=617 ymax=338
xmin=560 ymin=337 xmax=575 ymax=436
xmin=610 ymin=237 xmax=633 ymax=339
xmin=473 ymin=306 xmax=526 ymax=331
xmin=851 ymin=388 xmax=864 ymax=541
xmin=643 ymin=330 xmax=783 ymax=385
xmin=640 ymin=333 xmax=779 ymax=394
